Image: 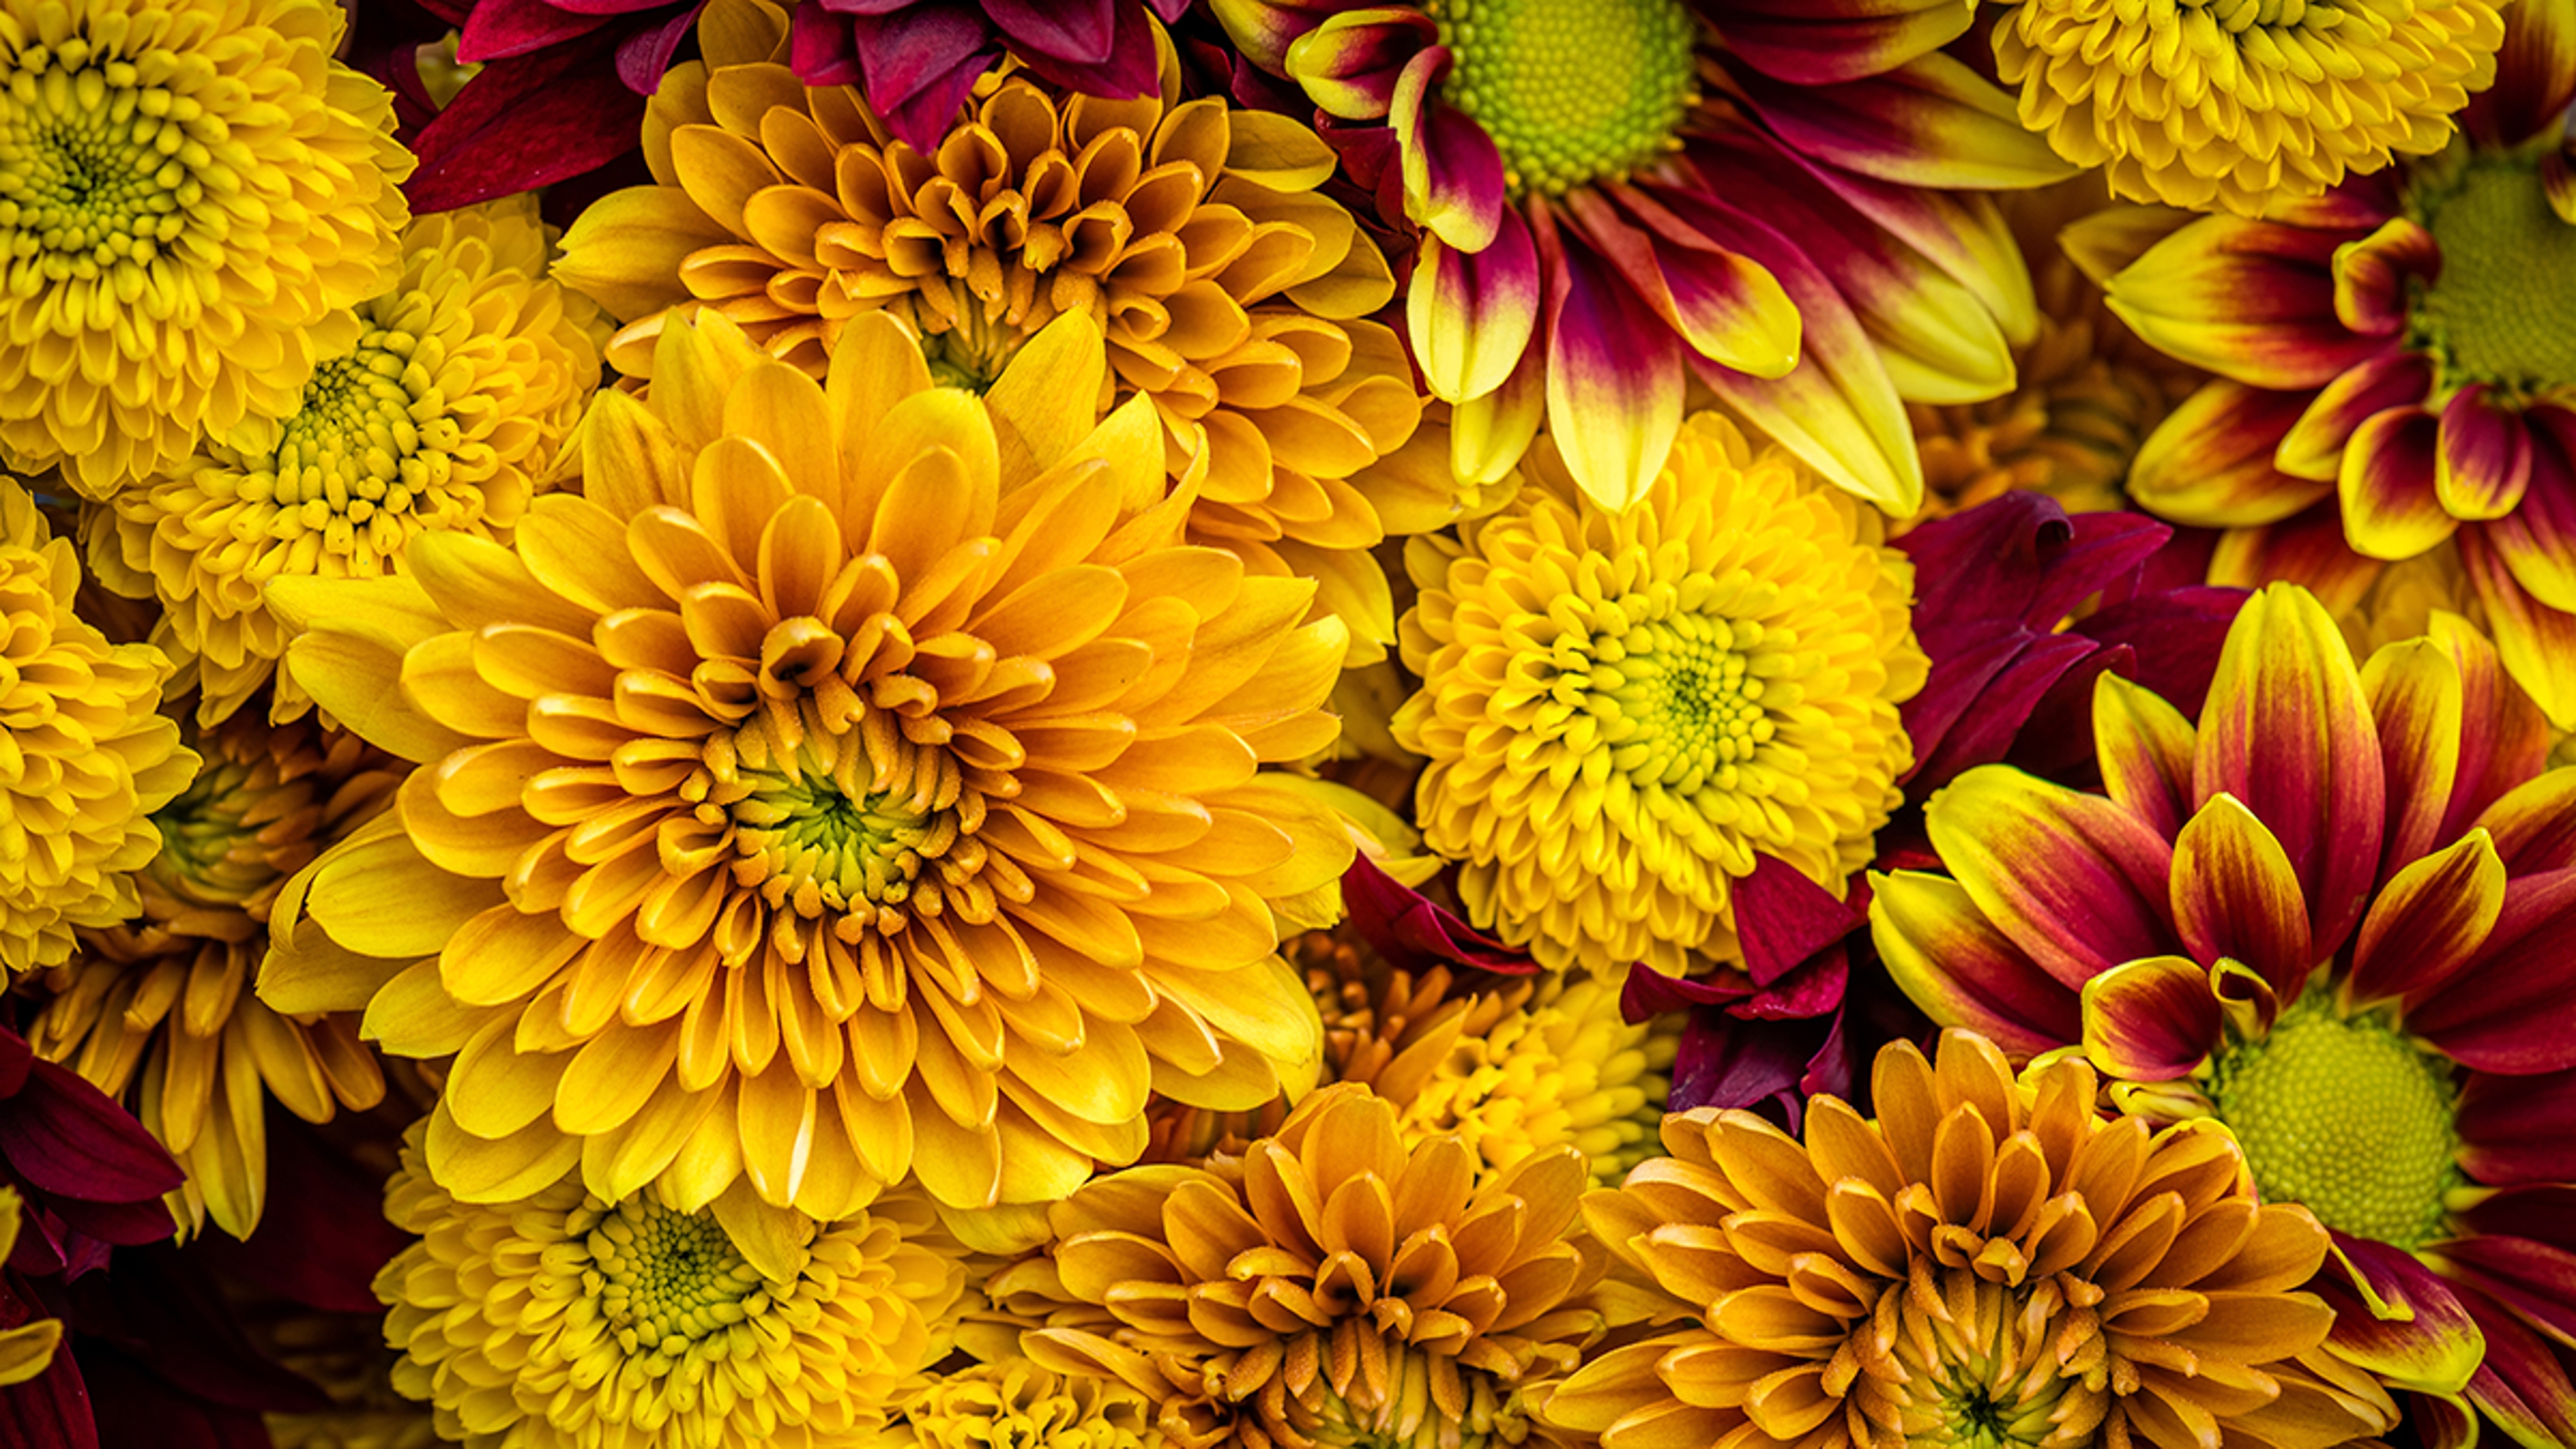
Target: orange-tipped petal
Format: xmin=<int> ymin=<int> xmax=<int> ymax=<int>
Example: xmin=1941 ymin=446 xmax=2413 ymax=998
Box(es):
xmin=2339 ymin=407 xmax=2457 ymax=561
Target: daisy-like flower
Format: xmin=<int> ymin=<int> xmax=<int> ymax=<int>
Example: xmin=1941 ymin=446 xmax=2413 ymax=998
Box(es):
xmin=89 ymin=197 xmax=606 ymax=727
xmin=1540 ymin=1030 xmax=2400 ymax=1449
xmin=2106 ymin=6 xmax=2576 ymax=722
xmin=0 ymin=0 xmax=412 ymax=496
xmin=257 ymin=308 xmax=1354 ymax=1222
xmin=1394 ymin=413 xmax=1925 ymax=977
xmin=1990 ymin=0 xmax=2505 ymax=215
xmin=0 ymin=477 xmax=193 ymax=977
xmin=554 ymin=0 xmax=1444 ymax=668
xmin=1026 ymin=1081 xmax=1604 ymax=1449
xmin=376 ymin=1126 xmax=967 ymax=1449
xmin=1210 ymin=0 xmax=2073 ymax=512
xmin=28 ymin=711 xmax=400 ymax=1240
xmin=893 ymin=1357 xmax=1155 ymax=1449
xmin=1874 ymin=582 xmax=2576 ymax=1444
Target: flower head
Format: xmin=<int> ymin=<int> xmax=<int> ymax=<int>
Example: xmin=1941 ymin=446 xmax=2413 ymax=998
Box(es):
xmin=0 ymin=477 xmax=193 ymax=977
xmin=0 ymin=0 xmax=412 ymax=496
xmin=1874 ymin=583 xmax=2576 ymax=1442
xmin=1026 ymin=1081 xmax=1604 ymax=1449
xmin=895 ymin=1357 xmax=1157 ymax=1449
xmin=1541 ymin=1030 xmax=2398 ymax=1449
xmin=29 ymin=710 xmax=400 ymax=1239
xmin=376 ymin=1126 xmax=966 ymax=1449
xmin=1992 ymin=0 xmax=2505 ymax=215
xmin=1394 ymin=413 xmax=1925 ymax=977
xmin=91 ymin=197 xmax=605 ymax=726
xmin=260 ymin=308 xmax=1355 ymax=1222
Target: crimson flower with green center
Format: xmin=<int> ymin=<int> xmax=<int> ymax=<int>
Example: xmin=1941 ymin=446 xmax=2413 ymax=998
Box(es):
xmin=1208 ymin=0 xmax=2074 ymax=514
xmin=1874 ymin=581 xmax=2576 ymax=1448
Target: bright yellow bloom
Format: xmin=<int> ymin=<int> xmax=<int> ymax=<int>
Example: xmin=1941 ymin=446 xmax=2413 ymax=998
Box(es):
xmin=553 ymin=0 xmax=1454 ymax=668
xmin=0 ymin=0 xmax=412 ymax=496
xmin=1542 ymin=1030 xmax=2400 ymax=1449
xmin=1395 ymin=414 xmax=1925 ymax=976
xmin=260 ymin=309 xmax=1354 ymax=1222
xmin=1027 ymin=1082 xmax=1605 ymax=1449
xmin=0 ymin=476 xmax=193 ymax=975
xmin=377 ymin=1127 xmax=967 ymax=1449
xmin=1992 ymin=0 xmax=2504 ymax=215
xmin=0 ymin=1187 xmax=63 ymax=1387
xmin=91 ymin=197 xmax=604 ymax=726
xmin=894 ymin=1358 xmax=1156 ymax=1449
xmin=30 ymin=711 xmax=398 ymax=1238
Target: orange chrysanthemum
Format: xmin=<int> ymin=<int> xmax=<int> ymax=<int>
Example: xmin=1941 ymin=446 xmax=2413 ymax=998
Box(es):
xmin=258 ymin=309 xmax=1355 ymax=1222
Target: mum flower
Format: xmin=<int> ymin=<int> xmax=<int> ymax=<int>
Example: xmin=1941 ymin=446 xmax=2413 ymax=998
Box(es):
xmin=28 ymin=712 xmax=399 ymax=1240
xmin=0 ymin=0 xmax=412 ymax=496
xmin=1540 ymin=1030 xmax=2400 ymax=1449
xmin=1211 ymin=0 xmax=2073 ymax=511
xmin=1874 ymin=583 xmax=2576 ymax=1443
xmin=555 ymin=0 xmax=1443 ymax=666
xmin=0 ymin=477 xmax=193 ymax=977
xmin=376 ymin=1126 xmax=966 ymax=1448
xmin=894 ymin=1357 xmax=1155 ymax=1449
xmin=1026 ymin=1081 xmax=1603 ymax=1449
xmin=2106 ymin=7 xmax=2576 ymax=721
xmin=91 ymin=197 xmax=605 ymax=727
xmin=1393 ymin=413 xmax=1924 ymax=978
xmin=258 ymin=308 xmax=1354 ymax=1222
xmin=1990 ymin=0 xmax=2505 ymax=215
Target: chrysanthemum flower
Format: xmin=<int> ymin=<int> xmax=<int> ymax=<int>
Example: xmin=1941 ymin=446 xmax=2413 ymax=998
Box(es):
xmin=1394 ymin=413 xmax=1924 ymax=977
xmin=28 ymin=711 xmax=399 ymax=1240
xmin=0 ymin=1189 xmax=62 ymax=1389
xmin=1542 ymin=1030 xmax=2400 ymax=1449
xmin=894 ymin=1357 xmax=1156 ymax=1449
xmin=2106 ymin=7 xmax=2576 ymax=722
xmin=0 ymin=0 xmax=412 ymax=496
xmin=0 ymin=477 xmax=193 ymax=977
xmin=258 ymin=308 xmax=1354 ymax=1222
xmin=1026 ymin=1081 xmax=1604 ymax=1449
xmin=90 ymin=197 xmax=605 ymax=727
xmin=554 ymin=0 xmax=1444 ymax=667
xmin=1874 ymin=582 xmax=2576 ymax=1443
xmin=1210 ymin=0 xmax=2073 ymax=512
xmin=1990 ymin=0 xmax=2505 ymax=215
xmin=376 ymin=1126 xmax=967 ymax=1449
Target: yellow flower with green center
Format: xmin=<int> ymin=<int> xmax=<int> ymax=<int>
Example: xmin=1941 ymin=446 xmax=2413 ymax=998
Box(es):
xmin=1395 ymin=413 xmax=1924 ymax=976
xmin=1423 ymin=0 xmax=1698 ymax=199
xmin=377 ymin=1126 xmax=966 ymax=1448
xmin=1991 ymin=0 xmax=2505 ymax=215
xmin=91 ymin=197 xmax=604 ymax=727
xmin=0 ymin=476 xmax=193 ymax=976
xmin=0 ymin=0 xmax=412 ymax=497
xmin=1392 ymin=971 xmax=1674 ymax=1183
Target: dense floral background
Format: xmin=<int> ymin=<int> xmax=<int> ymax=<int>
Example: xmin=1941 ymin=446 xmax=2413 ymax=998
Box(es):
xmin=2 ymin=0 xmax=2574 ymax=1444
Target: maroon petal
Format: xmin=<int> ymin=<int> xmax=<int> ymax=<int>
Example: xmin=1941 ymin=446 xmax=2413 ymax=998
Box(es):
xmin=2406 ymin=865 xmax=2576 ymax=1073
xmin=2459 ymin=1066 xmax=2576 ymax=1186
xmin=0 ymin=1341 xmax=95 ymax=1449
xmin=1340 ymin=856 xmax=1538 ymax=977
xmin=2129 ymin=379 xmax=2327 ymax=527
xmin=1902 ymin=630 xmax=2099 ymax=793
xmin=456 ymin=0 xmax=612 ymax=62
xmin=614 ymin=3 xmax=705 ymax=93
xmin=2347 ymin=831 xmax=2504 ymax=1012
xmin=2480 ymin=404 xmax=2576 ymax=614
xmin=1872 ymin=870 xmax=2085 ymax=1056
xmin=0 ymin=1061 xmax=182 ymax=1206
xmin=1666 ymin=1010 xmax=1846 ymax=1132
xmin=790 ymin=1 xmax=864 ymax=83
xmin=2453 ymin=1280 xmax=2576 ymax=1449
xmin=1733 ymin=856 xmax=1866 ymax=989
xmin=848 ymin=5 xmax=1000 ymax=149
xmin=405 ymin=34 xmax=652 ymax=211
xmin=2465 ymin=0 xmax=2576 ymax=148
xmin=2436 ymin=385 xmax=2536 ymax=521
xmin=2080 ymin=955 xmax=2220 ymax=1082
xmin=1707 ymin=0 xmax=1976 ymax=85
xmin=2339 ymin=405 xmax=2455 ymax=561
xmin=984 ymin=0 xmax=1116 ymax=65
xmin=1014 ymin=0 xmax=1162 ymax=100
xmin=2317 ymin=1231 xmax=2487 ymax=1395
xmin=2453 ymin=1186 xmax=2576 ymax=1258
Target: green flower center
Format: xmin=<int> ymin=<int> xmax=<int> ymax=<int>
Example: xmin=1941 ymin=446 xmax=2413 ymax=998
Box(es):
xmin=2410 ymin=154 xmax=2576 ymax=396
xmin=921 ymin=311 xmax=1025 ymax=393
xmin=1430 ymin=0 xmax=1697 ymax=198
xmin=585 ymin=1198 xmax=770 ymax=1352
xmin=729 ymin=745 xmax=953 ymax=916
xmin=1564 ymin=612 xmax=1778 ymax=795
xmin=148 ymin=757 xmax=268 ymax=907
xmin=2207 ymin=992 xmax=2463 ymax=1249
xmin=0 ymin=46 xmax=199 ymax=280
xmin=1882 ymin=1271 xmax=2074 ymax=1448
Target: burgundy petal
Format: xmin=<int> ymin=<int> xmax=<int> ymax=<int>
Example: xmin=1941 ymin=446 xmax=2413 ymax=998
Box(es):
xmin=790 ymin=1 xmax=865 ymax=83
xmin=2480 ymin=403 xmax=2576 ymax=615
xmin=2454 ymin=1280 xmax=2576 ymax=1448
xmin=2317 ymin=1232 xmax=2487 ymax=1395
xmin=1733 ymin=856 xmax=1866 ymax=989
xmin=614 ymin=3 xmax=706 ymax=93
xmin=2406 ymin=865 xmax=2576 ymax=1073
xmin=2063 ymin=586 xmax=2248 ymax=724
xmin=2330 ymin=217 xmax=2439 ymax=337
xmin=2453 ymin=1185 xmax=2576 ymax=1257
xmin=849 ymin=5 xmax=1000 ymax=143
xmin=405 ymin=34 xmax=652 ymax=211
xmin=456 ymin=0 xmax=613 ymax=61
xmin=2465 ymin=0 xmax=2576 ymax=149
xmin=1014 ymin=0 xmax=1162 ymax=100
xmin=2276 ymin=348 xmax=2437 ymax=483
xmin=2459 ymin=1065 xmax=2576 ymax=1186
xmin=1341 ymin=856 xmax=1538 ymax=977
xmin=983 ymin=0 xmax=1117 ymax=65
xmin=0 ymin=1341 xmax=95 ymax=1449
xmin=2436 ymin=384 xmax=2536 ymax=521
xmin=0 ymin=1062 xmax=182 ymax=1205
xmin=1666 ymin=1010 xmax=1846 ymax=1132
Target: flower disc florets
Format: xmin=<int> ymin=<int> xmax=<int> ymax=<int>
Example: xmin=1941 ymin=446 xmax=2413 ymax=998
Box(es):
xmin=2406 ymin=149 xmax=2576 ymax=396
xmin=1427 ymin=0 xmax=1697 ymax=197
xmin=0 ymin=0 xmax=411 ymax=495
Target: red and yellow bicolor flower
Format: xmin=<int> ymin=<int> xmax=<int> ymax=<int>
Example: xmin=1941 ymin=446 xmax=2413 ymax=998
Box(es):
xmin=1208 ymin=0 xmax=2072 ymax=514
xmin=1874 ymin=582 xmax=2576 ymax=1448
xmin=2107 ymin=0 xmax=2576 ymax=724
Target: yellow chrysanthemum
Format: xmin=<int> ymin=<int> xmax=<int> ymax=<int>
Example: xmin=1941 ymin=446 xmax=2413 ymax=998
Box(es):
xmin=0 ymin=0 xmax=412 ymax=496
xmin=1026 ymin=1081 xmax=1605 ymax=1449
xmin=1992 ymin=0 xmax=2504 ymax=215
xmin=376 ymin=1127 xmax=967 ymax=1449
xmin=1393 ymin=414 xmax=1925 ymax=977
xmin=89 ymin=196 xmax=604 ymax=726
xmin=1540 ymin=1030 xmax=2401 ymax=1449
xmin=893 ymin=1358 xmax=1157 ymax=1449
xmin=30 ymin=710 xmax=397 ymax=1238
xmin=0 ymin=476 xmax=192 ymax=975
xmin=0 ymin=1187 xmax=63 ymax=1387
xmin=258 ymin=309 xmax=1355 ymax=1223
xmin=553 ymin=0 xmax=1456 ymax=668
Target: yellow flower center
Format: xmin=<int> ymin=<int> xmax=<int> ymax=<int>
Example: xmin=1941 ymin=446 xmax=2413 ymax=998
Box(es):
xmin=147 ymin=756 xmax=264 ymax=906
xmin=258 ymin=332 xmax=468 ymax=544
xmin=2410 ymin=155 xmax=2576 ymax=396
xmin=1595 ymin=615 xmax=1777 ymax=792
xmin=1869 ymin=1269 xmax=2091 ymax=1449
xmin=1430 ymin=0 xmax=1697 ymax=197
xmin=585 ymin=1197 xmax=769 ymax=1353
xmin=0 ymin=42 xmax=197 ymax=282
xmin=2207 ymin=994 xmax=2461 ymax=1248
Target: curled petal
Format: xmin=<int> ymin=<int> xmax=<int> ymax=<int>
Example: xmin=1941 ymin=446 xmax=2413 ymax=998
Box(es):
xmin=1281 ymin=7 xmax=1435 ymax=120
xmin=2339 ymin=407 xmax=2456 ymax=561
xmin=2436 ymin=386 xmax=2534 ymax=521
xmin=2330 ymin=218 xmax=2440 ymax=337
xmin=1393 ymin=78 xmax=1505 ymax=252
xmin=2276 ymin=350 xmax=2438 ymax=483
xmin=2316 ymin=1232 xmax=2485 ymax=1396
xmin=1407 ymin=215 xmax=1540 ymax=402
xmin=2129 ymin=380 xmax=2328 ymax=528
xmin=2080 ymin=955 xmax=2220 ymax=1083
xmin=1923 ymin=767 xmax=2178 ymax=991
xmin=1870 ymin=870 xmax=2082 ymax=1055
